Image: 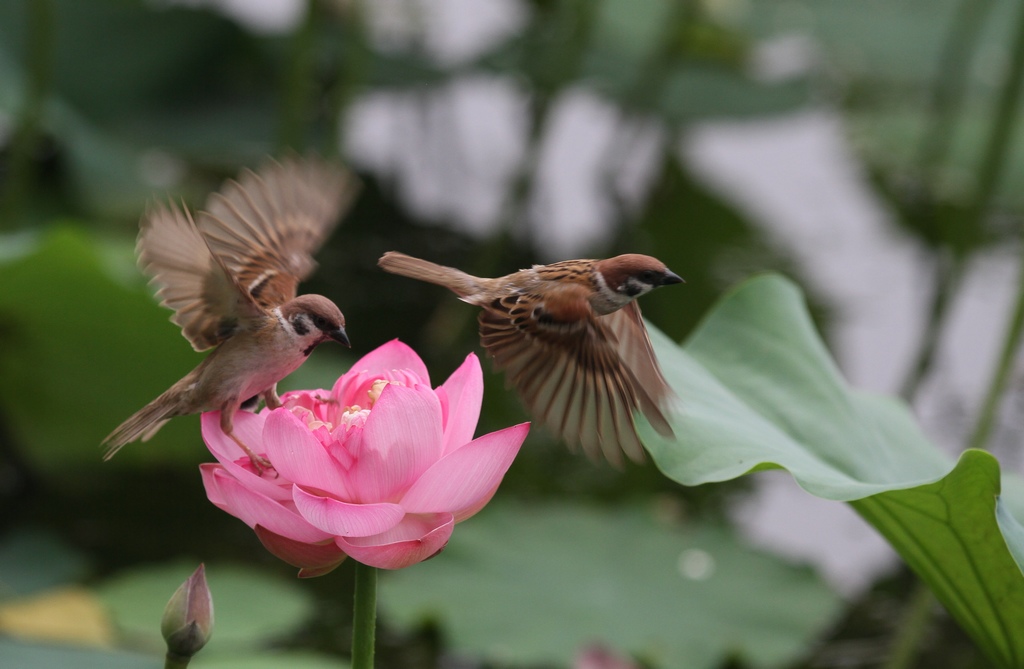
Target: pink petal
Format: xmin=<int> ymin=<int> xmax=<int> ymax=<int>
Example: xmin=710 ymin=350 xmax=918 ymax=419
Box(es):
xmin=279 ymin=389 xmax=331 ymax=412
xmin=200 ymin=464 xmax=331 ymax=543
xmin=202 ymin=410 xmax=264 ymax=461
xmin=262 ymin=409 xmax=349 ymax=495
xmin=330 ymin=340 xmax=432 ymax=412
xmin=452 ymin=482 xmax=499 ymax=523
xmin=348 ymin=384 xmax=443 ymax=502
xmin=201 ymin=411 xmax=289 ymax=501
xmin=336 ymin=513 xmax=454 ymax=570
xmin=253 ymin=525 xmax=348 ymax=577
xmin=339 ymin=340 xmax=430 ymax=387
xmin=436 ymin=353 xmax=483 ymax=456
xmin=400 ymin=423 xmax=528 ymax=515
xmin=332 ymin=367 xmax=429 ymax=412
xmin=297 ymin=565 xmax=342 ymax=579
xmin=279 ymin=390 xmax=336 ymax=426
xmin=292 ymin=487 xmax=405 ymax=537
xmin=201 ymin=463 xmax=227 ymax=506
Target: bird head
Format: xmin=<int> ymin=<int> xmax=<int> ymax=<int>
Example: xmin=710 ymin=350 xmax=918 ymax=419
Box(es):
xmin=282 ymin=294 xmax=350 ymax=354
xmin=594 ymin=254 xmax=684 ymax=300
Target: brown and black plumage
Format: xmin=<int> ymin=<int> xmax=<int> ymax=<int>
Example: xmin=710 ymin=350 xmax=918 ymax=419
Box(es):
xmin=377 ymin=251 xmax=683 ymax=465
xmin=103 ymin=156 xmax=359 ymax=469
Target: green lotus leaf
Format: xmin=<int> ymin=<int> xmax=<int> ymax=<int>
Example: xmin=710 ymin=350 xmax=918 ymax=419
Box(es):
xmin=642 ymin=274 xmax=1024 ymax=668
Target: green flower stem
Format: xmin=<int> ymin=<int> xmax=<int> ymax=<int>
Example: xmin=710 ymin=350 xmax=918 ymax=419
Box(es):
xmin=278 ymin=0 xmax=318 ymax=152
xmin=966 ymin=0 xmax=1024 ymax=453
xmin=962 ymin=6 xmax=1024 ymax=233
xmin=325 ymin=0 xmax=367 ymax=159
xmin=351 ymin=561 xmax=377 ymax=669
xmin=968 ymin=247 xmax=1024 ymax=451
xmin=901 ymin=0 xmax=1011 ymax=401
xmin=915 ymin=0 xmax=995 ymax=177
xmin=1 ymin=0 xmax=54 ymax=226
xmin=882 ymin=581 xmax=937 ymax=669
xmin=888 ymin=2 xmax=1024 ymax=666
xmin=899 ymin=254 xmax=963 ymax=400
xmin=164 ymin=654 xmax=191 ymax=669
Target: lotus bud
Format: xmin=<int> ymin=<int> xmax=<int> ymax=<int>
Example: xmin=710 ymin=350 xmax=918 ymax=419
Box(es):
xmin=161 ymin=564 xmax=214 ymax=662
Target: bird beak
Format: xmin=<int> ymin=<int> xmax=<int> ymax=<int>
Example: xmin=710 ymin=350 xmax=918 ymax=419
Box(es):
xmin=330 ymin=327 xmax=351 ymax=347
xmin=662 ymin=270 xmax=685 ymax=285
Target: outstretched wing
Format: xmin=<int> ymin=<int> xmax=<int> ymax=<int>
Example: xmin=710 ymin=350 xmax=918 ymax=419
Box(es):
xmin=602 ymin=302 xmax=675 ymax=437
xmin=137 ymin=156 xmax=358 ymax=350
xmin=197 ymin=156 xmax=359 ymax=310
xmin=477 ymin=286 xmax=674 ymax=466
xmin=137 ymin=201 xmax=263 ymax=351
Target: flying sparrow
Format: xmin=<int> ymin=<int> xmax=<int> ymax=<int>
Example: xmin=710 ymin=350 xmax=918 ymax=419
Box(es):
xmin=377 ymin=251 xmax=683 ymax=465
xmin=103 ymin=156 xmax=359 ymax=470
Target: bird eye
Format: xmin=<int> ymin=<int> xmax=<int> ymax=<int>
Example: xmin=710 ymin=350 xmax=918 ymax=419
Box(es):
xmin=312 ymin=315 xmax=327 ymax=329
xmin=640 ymin=270 xmax=657 ymax=282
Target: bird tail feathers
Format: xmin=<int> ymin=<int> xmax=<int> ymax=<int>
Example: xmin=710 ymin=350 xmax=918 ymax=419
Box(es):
xmin=101 ymin=396 xmax=176 ymax=460
xmin=378 ymin=251 xmax=481 ymax=297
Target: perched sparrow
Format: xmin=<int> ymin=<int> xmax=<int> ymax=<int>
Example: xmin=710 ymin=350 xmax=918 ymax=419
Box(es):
xmin=377 ymin=251 xmax=683 ymax=465
xmin=103 ymin=156 xmax=359 ymax=469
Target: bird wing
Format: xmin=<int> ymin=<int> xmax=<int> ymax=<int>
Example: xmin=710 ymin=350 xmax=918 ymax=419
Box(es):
xmin=137 ymin=200 xmax=264 ymax=351
xmin=197 ymin=156 xmax=359 ymax=310
xmin=137 ymin=156 xmax=358 ymax=351
xmin=477 ymin=285 xmax=671 ymax=466
xmin=602 ymin=302 xmax=676 ymax=438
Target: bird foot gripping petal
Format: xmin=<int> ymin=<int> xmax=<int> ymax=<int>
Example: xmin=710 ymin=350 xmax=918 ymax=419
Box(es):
xmin=228 ymin=431 xmax=276 ymax=477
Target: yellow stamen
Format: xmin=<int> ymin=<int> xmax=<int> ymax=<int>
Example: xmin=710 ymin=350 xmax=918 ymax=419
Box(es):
xmin=367 ymin=380 xmax=390 ymax=406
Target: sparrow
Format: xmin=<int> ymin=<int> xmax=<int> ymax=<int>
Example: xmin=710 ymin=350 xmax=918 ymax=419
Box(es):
xmin=377 ymin=251 xmax=683 ymax=465
xmin=103 ymin=156 xmax=359 ymax=470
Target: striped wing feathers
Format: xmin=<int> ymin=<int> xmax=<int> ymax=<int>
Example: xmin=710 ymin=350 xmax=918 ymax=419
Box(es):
xmin=478 ymin=288 xmax=669 ymax=465
xmin=137 ymin=156 xmax=357 ymax=350
xmin=137 ymin=200 xmax=261 ymax=351
xmin=198 ymin=156 xmax=358 ymax=310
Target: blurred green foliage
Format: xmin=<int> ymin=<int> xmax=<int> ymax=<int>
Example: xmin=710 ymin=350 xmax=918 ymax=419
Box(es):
xmin=2 ymin=0 xmax=1023 ymax=667
xmin=382 ymin=502 xmax=843 ymax=668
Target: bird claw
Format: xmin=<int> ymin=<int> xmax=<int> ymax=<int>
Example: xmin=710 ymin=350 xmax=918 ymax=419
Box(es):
xmin=227 ymin=430 xmax=277 ymax=478
xmin=263 ymin=387 xmax=283 ymax=411
xmin=248 ymin=453 xmax=278 ymax=478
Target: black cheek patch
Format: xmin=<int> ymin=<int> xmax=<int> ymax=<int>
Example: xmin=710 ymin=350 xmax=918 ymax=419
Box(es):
xmin=622 ymin=282 xmax=643 ymax=297
xmin=292 ymin=317 xmax=310 ymax=336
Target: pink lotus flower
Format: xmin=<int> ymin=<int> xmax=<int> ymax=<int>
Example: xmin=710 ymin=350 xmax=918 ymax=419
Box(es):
xmin=200 ymin=340 xmax=529 ymax=576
